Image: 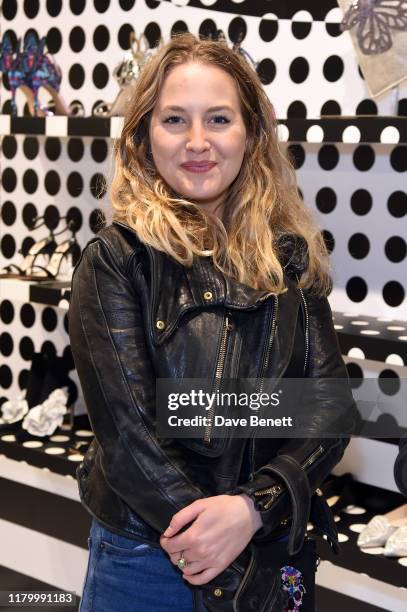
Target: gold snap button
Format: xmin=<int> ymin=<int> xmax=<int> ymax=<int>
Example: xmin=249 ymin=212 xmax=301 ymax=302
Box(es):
xmin=156 ymin=320 xmax=166 ymax=330
xmin=213 ymin=588 xmax=223 ymax=597
xmin=203 ymin=291 xmax=213 ymax=300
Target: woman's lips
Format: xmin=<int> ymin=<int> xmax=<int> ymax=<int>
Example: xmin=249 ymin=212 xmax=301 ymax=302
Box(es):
xmin=181 ymin=162 xmax=217 ymax=173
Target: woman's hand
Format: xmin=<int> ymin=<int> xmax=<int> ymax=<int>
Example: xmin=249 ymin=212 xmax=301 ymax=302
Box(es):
xmin=159 ymin=494 xmax=263 ymax=585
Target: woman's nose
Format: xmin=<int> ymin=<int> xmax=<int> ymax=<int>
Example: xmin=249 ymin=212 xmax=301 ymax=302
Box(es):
xmin=186 ymin=122 xmax=210 ymax=151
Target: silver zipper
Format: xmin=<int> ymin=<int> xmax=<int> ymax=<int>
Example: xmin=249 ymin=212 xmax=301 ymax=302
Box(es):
xmin=203 ymin=310 xmax=233 ymax=444
xmin=253 ymin=444 xmax=325 ymax=510
xmin=249 ymin=295 xmax=279 ymax=472
xmin=298 ymin=285 xmax=309 ymax=375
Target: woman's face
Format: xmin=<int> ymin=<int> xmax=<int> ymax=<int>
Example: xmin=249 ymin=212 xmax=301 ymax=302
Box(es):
xmin=149 ymin=61 xmax=247 ymax=219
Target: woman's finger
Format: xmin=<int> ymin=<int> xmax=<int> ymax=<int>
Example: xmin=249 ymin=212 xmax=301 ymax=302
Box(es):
xmin=183 ymin=566 xmax=220 ymax=586
xmin=163 ymin=500 xmax=203 ymax=537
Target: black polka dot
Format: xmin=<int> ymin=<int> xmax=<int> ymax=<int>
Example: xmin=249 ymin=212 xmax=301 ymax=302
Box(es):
xmin=199 ymin=20 xmax=219 ymax=41
xmin=292 ymin=21 xmax=312 ymax=40
xmin=67 ymin=172 xmax=84 ymax=197
xmin=24 ymin=0 xmax=39 ymax=18
xmin=45 ymin=137 xmax=61 ymax=161
xmin=383 ymin=281 xmax=404 ymax=307
xmin=22 ymin=203 xmax=39 ymax=228
xmin=287 ymin=101 xmax=307 ymax=118
xmin=378 ymin=370 xmax=400 ymax=396
xmin=323 ymin=55 xmax=344 ymax=82
xmin=385 ymin=236 xmax=406 ymax=263
xmin=390 ymin=147 xmax=407 ymax=172
xmin=91 ymin=139 xmax=108 ymax=162
xmin=19 ymin=336 xmax=34 ymax=361
xmin=2 ymin=0 xmax=17 ymax=19
xmin=145 ymin=0 xmax=160 ymax=8
xmin=257 ymin=58 xmax=276 ymax=85
xmin=0 ymin=300 xmax=15 ymax=324
xmin=94 ymin=0 xmax=109 ymax=12
xmin=346 ymin=277 xmax=368 ymax=302
xmin=63 ymin=312 xmax=69 ymax=334
xmin=44 ymin=205 xmax=60 ymax=230
xmin=90 ymin=173 xmax=107 ymax=199
xmin=89 ymin=208 xmax=106 ymax=233
xmin=21 ymin=236 xmax=35 ymax=255
xmin=0 ymin=332 xmax=13 ymax=357
xmin=346 ymin=362 xmax=364 ymax=380
xmin=119 ymin=0 xmax=135 ymax=9
xmin=23 ymin=137 xmax=39 ymax=160
xmin=356 ymin=99 xmax=378 ymax=115
xmin=320 ymin=100 xmax=341 ymax=116
xmin=67 ymin=139 xmax=84 ymax=162
xmin=325 ymin=21 xmax=341 ymax=37
xmin=348 ymin=233 xmax=370 ymax=259
xmin=42 ymin=307 xmax=58 ymax=332
xmin=387 ymin=191 xmax=407 ymax=218
xmin=1 ymin=233 xmax=16 ymax=258
xmin=23 ymin=168 xmax=38 ymax=193
xmin=69 ymin=64 xmax=85 ymax=89
xmin=322 ymin=229 xmax=334 ymax=253
xmin=47 ymin=0 xmax=62 ymax=17
xmin=316 ymin=187 xmax=336 ymax=213
xmin=92 ymin=63 xmax=109 ymax=89
xmin=318 ymin=145 xmax=339 ymax=170
xmin=20 ymin=303 xmax=35 ymax=328
xmin=351 ymin=189 xmax=372 ymax=215
xmin=2 ymin=167 xmax=17 ymax=192
xmin=118 ymin=23 xmax=135 ymax=50
xmin=69 ymin=26 xmax=86 ymax=53
xmin=171 ymin=21 xmax=189 ymax=37
xmin=93 ymin=25 xmax=109 ymax=51
xmin=1 ymin=201 xmax=17 ymax=225
xmin=259 ymin=15 xmax=278 ymax=42
xmin=44 ymin=170 xmax=61 ymax=196
xmin=0 ymin=366 xmax=12 ymax=389
xmin=228 ymin=17 xmax=247 ymax=44
xmin=46 ymin=28 xmax=62 ymax=54
xmin=287 ymin=145 xmax=305 ymax=169
xmin=2 ymin=136 xmax=17 ymax=159
xmin=353 ymin=145 xmax=375 ymax=171
xmin=70 ymin=0 xmax=85 ymax=15
xmin=144 ymin=23 xmax=161 ymax=49
xmin=289 ymin=57 xmax=309 ymax=83
xmin=41 ymin=341 xmax=57 ymax=359
xmin=398 ymin=98 xmax=407 ymax=116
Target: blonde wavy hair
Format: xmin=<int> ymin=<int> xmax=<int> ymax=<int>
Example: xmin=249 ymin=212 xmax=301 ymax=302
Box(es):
xmin=109 ymin=32 xmax=331 ymax=296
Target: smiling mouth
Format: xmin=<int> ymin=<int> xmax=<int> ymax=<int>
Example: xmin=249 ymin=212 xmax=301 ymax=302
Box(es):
xmin=181 ymin=162 xmax=217 ymax=173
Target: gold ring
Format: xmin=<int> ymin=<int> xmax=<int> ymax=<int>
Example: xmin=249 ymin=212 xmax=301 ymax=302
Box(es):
xmin=177 ymin=551 xmax=188 ymax=569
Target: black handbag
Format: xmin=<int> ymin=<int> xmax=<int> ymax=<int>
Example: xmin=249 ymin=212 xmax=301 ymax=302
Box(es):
xmin=193 ymin=535 xmax=319 ymax=612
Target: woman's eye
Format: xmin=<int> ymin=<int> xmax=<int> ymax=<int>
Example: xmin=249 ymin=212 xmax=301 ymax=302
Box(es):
xmin=211 ymin=115 xmax=230 ymax=124
xmin=163 ymin=115 xmax=184 ymax=124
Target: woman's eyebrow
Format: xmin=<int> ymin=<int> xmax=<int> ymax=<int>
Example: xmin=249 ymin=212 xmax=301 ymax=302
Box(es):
xmin=161 ymin=105 xmax=235 ymax=113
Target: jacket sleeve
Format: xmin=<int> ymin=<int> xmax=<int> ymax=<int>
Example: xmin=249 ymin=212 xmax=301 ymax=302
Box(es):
xmin=68 ymin=237 xmax=206 ymax=534
xmin=228 ymin=285 xmax=359 ymax=553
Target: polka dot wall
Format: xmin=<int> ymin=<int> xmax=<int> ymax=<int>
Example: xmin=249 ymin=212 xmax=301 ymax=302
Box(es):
xmin=1 ymin=0 xmax=406 ymax=412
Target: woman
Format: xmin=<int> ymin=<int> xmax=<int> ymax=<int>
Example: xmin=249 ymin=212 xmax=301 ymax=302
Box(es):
xmin=68 ymin=33 xmax=356 ymax=612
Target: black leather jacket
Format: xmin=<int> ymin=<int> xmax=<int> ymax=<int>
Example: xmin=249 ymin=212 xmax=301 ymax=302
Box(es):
xmin=68 ymin=220 xmax=356 ymax=599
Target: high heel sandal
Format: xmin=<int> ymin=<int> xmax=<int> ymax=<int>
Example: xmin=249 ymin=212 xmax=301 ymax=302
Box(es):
xmin=3 ymin=30 xmax=83 ymax=117
xmin=0 ymin=215 xmax=57 ymax=279
xmin=20 ymin=219 xmax=79 ymax=282
xmin=93 ymin=32 xmax=160 ymax=117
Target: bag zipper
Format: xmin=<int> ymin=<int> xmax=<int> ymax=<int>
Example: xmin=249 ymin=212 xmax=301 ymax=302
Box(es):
xmin=249 ymin=295 xmax=279 ymax=472
xmin=253 ymin=444 xmax=325 ymax=510
xmin=297 ymin=284 xmax=309 ymax=375
xmin=203 ymin=310 xmax=233 ymax=444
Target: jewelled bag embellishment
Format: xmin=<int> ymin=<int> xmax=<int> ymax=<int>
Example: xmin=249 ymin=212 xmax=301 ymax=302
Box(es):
xmin=340 ymin=0 xmax=407 ymax=55
xmin=280 ymin=565 xmax=306 ymax=611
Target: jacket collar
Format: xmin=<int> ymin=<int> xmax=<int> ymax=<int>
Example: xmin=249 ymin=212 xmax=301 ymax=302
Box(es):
xmin=112 ymin=220 xmax=300 ymax=345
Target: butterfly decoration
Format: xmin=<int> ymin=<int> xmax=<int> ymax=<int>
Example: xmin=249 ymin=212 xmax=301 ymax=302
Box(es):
xmin=340 ymin=0 xmax=407 ymax=55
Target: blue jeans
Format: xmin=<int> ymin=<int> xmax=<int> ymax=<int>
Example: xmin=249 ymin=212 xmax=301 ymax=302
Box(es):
xmin=79 ymin=518 xmax=194 ymax=611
